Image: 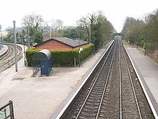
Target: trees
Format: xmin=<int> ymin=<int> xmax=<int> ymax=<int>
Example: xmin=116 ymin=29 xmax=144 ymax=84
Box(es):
xmin=49 ymin=19 xmax=64 ymax=37
xmin=32 ymin=29 xmax=43 ymax=44
xmin=4 ymin=11 xmax=115 ymax=49
xmin=22 ymin=12 xmax=44 ymax=45
xmin=77 ymin=11 xmax=114 ymax=50
xmin=4 ymin=27 xmax=14 ymax=43
xmin=63 ymin=27 xmax=79 ymax=39
xmin=43 ymin=19 xmax=64 ymax=38
xmin=122 ymin=17 xmax=145 ymax=46
xmin=122 ymin=9 xmax=158 ymax=51
xmin=16 ymin=13 xmax=65 ymax=45
xmin=22 ymin=12 xmax=44 ymax=31
xmin=144 ymin=10 xmax=158 ymax=50
xmin=62 ymin=11 xmax=115 ymax=51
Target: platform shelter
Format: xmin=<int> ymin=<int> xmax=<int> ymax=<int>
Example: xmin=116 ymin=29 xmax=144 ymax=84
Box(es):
xmin=33 ymin=49 xmax=52 ymax=75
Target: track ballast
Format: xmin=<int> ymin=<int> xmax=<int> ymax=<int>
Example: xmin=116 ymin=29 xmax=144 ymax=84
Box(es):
xmin=60 ymin=37 xmax=154 ymax=119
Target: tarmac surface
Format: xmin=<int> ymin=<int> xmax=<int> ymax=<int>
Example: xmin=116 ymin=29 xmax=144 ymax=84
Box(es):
xmin=0 ymin=42 xmax=158 ymax=119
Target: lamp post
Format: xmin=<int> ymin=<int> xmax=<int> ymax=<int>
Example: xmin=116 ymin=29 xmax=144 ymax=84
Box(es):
xmin=23 ymin=38 xmax=27 ymax=66
xmin=13 ymin=21 xmax=18 ymax=72
xmin=78 ymin=47 xmax=83 ymax=67
xmin=78 ymin=30 xmax=84 ymax=67
xmin=78 ymin=31 xmax=81 ymax=67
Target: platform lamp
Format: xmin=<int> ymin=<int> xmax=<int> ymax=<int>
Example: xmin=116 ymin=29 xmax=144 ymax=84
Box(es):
xmin=79 ymin=47 xmax=83 ymax=67
xmin=23 ymin=38 xmax=27 ymax=66
xmin=78 ymin=30 xmax=84 ymax=67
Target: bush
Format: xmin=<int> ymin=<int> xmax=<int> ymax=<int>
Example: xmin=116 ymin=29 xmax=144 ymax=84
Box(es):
xmin=26 ymin=43 xmax=94 ymax=67
xmin=51 ymin=49 xmax=77 ymax=66
xmin=26 ymin=48 xmax=39 ymax=66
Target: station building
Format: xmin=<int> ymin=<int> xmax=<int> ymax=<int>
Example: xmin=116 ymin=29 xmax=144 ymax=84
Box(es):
xmin=34 ymin=37 xmax=88 ymax=50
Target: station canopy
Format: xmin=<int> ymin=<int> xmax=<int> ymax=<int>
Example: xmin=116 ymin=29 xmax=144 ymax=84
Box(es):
xmin=33 ymin=49 xmax=51 ymax=60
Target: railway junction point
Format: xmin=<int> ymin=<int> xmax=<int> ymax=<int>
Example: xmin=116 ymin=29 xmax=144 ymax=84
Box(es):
xmin=0 ymin=41 xmax=158 ymax=119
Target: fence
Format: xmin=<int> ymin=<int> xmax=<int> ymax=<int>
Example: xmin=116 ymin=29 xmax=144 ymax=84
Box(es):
xmin=0 ymin=101 xmax=14 ymax=119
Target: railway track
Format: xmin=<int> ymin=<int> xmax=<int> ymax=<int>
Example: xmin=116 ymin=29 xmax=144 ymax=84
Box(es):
xmin=120 ymin=40 xmax=154 ymax=118
xmin=0 ymin=43 xmax=23 ymax=72
xmin=0 ymin=44 xmax=14 ymax=61
xmin=59 ymin=38 xmax=154 ymax=119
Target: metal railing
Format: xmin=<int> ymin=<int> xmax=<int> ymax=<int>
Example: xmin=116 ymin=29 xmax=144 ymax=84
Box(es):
xmin=32 ymin=64 xmax=40 ymax=77
xmin=0 ymin=101 xmax=14 ymax=119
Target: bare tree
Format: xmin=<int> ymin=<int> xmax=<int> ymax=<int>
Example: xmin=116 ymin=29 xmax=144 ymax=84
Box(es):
xmin=48 ymin=19 xmax=63 ymax=37
xmin=22 ymin=12 xmax=44 ymax=31
xmin=21 ymin=12 xmax=44 ymax=45
xmin=42 ymin=19 xmax=64 ymax=38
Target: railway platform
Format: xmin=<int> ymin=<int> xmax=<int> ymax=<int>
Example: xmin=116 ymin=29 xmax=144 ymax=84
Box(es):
xmin=125 ymin=45 xmax=158 ymax=118
xmin=0 ymin=41 xmax=113 ymax=119
xmin=1 ymin=42 xmax=158 ymax=119
xmin=0 ymin=45 xmax=8 ymax=56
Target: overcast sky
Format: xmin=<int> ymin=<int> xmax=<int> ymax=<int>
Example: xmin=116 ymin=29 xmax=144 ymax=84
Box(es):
xmin=0 ymin=0 xmax=158 ymax=32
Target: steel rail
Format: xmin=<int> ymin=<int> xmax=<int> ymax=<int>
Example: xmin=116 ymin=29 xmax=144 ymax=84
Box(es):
xmin=95 ymin=39 xmax=118 ymax=119
xmin=118 ymin=40 xmax=123 ymax=119
xmin=50 ymin=40 xmax=114 ymax=119
xmin=122 ymin=42 xmax=142 ymax=119
xmin=59 ymin=39 xmax=155 ymax=119
xmin=75 ymin=41 xmax=116 ymax=119
xmin=0 ymin=43 xmax=22 ymax=72
xmin=0 ymin=44 xmax=13 ymax=61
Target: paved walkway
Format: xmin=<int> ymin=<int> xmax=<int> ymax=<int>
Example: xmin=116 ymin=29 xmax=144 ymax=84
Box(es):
xmin=0 ymin=41 xmax=113 ymax=119
xmin=125 ymin=45 xmax=158 ymax=118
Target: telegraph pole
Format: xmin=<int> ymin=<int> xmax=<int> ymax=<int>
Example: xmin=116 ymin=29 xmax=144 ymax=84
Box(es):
xmin=13 ymin=21 xmax=18 ymax=72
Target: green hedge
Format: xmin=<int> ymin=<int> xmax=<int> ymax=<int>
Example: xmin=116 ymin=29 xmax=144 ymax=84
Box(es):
xmin=26 ymin=47 xmax=39 ymax=66
xmin=26 ymin=43 xmax=94 ymax=67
